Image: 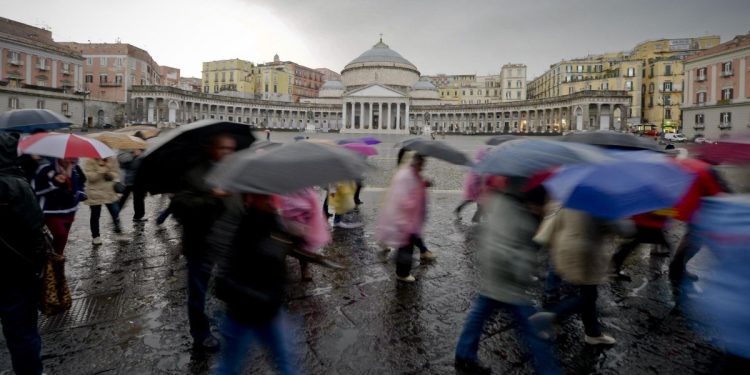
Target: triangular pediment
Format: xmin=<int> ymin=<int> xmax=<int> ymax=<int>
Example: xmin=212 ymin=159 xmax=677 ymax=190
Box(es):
xmin=346 ymin=84 xmax=406 ymax=98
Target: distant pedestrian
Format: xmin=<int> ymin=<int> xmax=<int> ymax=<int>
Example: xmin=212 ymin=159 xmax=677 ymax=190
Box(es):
xmin=170 ymin=134 xmax=237 ymax=353
xmin=32 ymin=157 xmax=87 ymax=256
xmin=377 ymin=152 xmax=432 ymax=282
xmin=455 ymin=181 xmax=560 ymax=375
xmin=0 ymin=132 xmax=47 ymax=375
xmin=265 ymin=128 xmax=271 ymax=141
xmin=82 ymin=157 xmax=122 ymax=245
xmin=117 ymin=148 xmax=147 ymax=222
xmin=211 ymin=193 xmax=300 ymax=375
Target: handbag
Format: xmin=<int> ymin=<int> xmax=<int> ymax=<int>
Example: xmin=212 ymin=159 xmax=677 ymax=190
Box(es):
xmin=39 ymin=226 xmax=72 ymax=316
xmin=0 ymin=226 xmax=71 ymax=316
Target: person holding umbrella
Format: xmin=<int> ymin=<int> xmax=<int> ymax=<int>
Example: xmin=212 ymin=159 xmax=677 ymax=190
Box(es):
xmin=31 ymin=157 xmax=87 ymax=256
xmin=454 ymin=148 xmax=489 ymax=223
xmin=82 ymin=157 xmax=122 ymax=245
xmin=170 ymin=133 xmax=238 ymax=353
xmin=377 ymin=151 xmax=431 ymax=282
xmin=117 ymin=147 xmax=147 ymax=222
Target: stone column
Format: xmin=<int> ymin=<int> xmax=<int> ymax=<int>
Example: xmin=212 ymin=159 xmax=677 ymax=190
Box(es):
xmin=396 ymin=102 xmax=401 ymax=130
xmin=378 ymin=103 xmax=383 ymax=131
xmin=342 ymin=101 xmax=347 ymax=129
xmin=368 ymin=102 xmax=373 ymax=130
xmin=387 ymin=103 xmax=393 ymax=130
xmin=405 ymin=103 xmax=410 ymax=131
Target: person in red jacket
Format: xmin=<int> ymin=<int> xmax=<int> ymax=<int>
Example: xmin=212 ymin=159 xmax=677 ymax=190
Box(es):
xmin=668 ymin=158 xmax=728 ymax=285
xmin=611 ymin=212 xmax=671 ymax=280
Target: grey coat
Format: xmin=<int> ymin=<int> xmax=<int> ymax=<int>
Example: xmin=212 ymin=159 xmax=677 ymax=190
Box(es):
xmin=478 ymin=192 xmax=541 ymax=305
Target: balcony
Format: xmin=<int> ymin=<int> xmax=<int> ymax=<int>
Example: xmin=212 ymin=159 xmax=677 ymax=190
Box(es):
xmin=696 ymin=75 xmax=706 ymax=82
xmin=694 ymin=101 xmax=707 ymax=106
xmin=61 ymin=69 xmax=71 ymax=75
xmin=717 ymin=99 xmax=732 ymax=105
xmin=721 ymin=70 xmax=733 ymax=77
xmin=660 ymin=85 xmax=682 ymax=93
xmin=719 ymin=123 xmax=732 ymax=129
xmin=100 ymin=81 xmax=123 ymax=87
xmin=8 ymin=60 xmax=22 ymax=66
xmin=36 ymin=64 xmax=49 ymax=71
xmin=693 ymin=124 xmax=705 ymax=130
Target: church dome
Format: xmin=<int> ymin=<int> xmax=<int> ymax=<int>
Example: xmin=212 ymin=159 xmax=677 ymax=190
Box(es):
xmin=409 ymin=77 xmax=440 ymax=100
xmin=319 ymin=80 xmax=345 ymax=98
xmin=411 ymin=77 xmax=437 ymax=91
xmin=345 ymin=40 xmax=417 ymax=69
xmin=341 ymin=39 xmax=420 ymax=93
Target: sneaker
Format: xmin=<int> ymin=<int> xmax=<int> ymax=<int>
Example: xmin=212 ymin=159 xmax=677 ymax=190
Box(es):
xmin=584 ymin=334 xmax=616 ymax=345
xmin=396 ymin=275 xmax=416 ymax=283
xmin=193 ymin=335 xmax=220 ymax=353
xmin=92 ymin=237 xmax=103 ymax=245
xmin=420 ymin=250 xmax=437 ymax=260
xmin=334 ymin=221 xmax=363 ymax=229
xmin=528 ymin=311 xmax=557 ymax=340
xmin=454 ymin=357 xmax=491 ymax=374
xmin=132 ymin=217 xmax=148 ymax=223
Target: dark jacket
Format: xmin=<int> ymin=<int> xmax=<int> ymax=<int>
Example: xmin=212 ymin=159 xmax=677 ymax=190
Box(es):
xmin=171 ymin=162 xmax=224 ymax=256
xmin=117 ymin=151 xmax=142 ymax=186
xmin=212 ymin=202 xmax=293 ymax=325
xmin=32 ymin=162 xmax=86 ymax=216
xmin=0 ymin=133 xmax=46 ymax=283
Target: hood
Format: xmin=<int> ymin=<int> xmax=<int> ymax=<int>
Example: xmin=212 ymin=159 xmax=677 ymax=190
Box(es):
xmin=0 ymin=132 xmax=20 ymax=170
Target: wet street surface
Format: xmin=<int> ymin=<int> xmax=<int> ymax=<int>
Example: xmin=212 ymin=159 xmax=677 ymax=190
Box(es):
xmin=1 ymin=132 xmax=745 ymax=374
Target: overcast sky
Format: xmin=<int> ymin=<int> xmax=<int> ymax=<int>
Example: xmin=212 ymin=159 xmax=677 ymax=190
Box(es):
xmin=4 ymin=0 xmax=749 ymax=79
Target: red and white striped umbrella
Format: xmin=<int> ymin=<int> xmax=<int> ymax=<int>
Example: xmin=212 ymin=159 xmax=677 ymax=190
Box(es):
xmin=18 ymin=132 xmax=115 ymax=159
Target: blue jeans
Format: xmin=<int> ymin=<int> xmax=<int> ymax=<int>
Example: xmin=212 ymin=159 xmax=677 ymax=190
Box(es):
xmin=186 ymin=255 xmax=213 ymax=342
xmin=456 ymin=295 xmax=560 ymax=375
xmin=215 ymin=312 xmax=298 ymax=375
xmin=0 ymin=283 xmax=43 ymax=375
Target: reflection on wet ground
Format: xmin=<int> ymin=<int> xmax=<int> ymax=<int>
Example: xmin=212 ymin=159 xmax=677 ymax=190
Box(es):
xmin=1 ymin=132 xmax=745 ymax=374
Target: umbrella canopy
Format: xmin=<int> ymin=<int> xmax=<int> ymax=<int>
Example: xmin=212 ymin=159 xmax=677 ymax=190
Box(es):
xmin=113 ymin=125 xmax=161 ymax=139
xmin=0 ymin=109 xmax=72 ymax=133
xmin=207 ymin=141 xmax=370 ymax=195
xmin=474 ymin=139 xmax=611 ymax=177
xmin=695 ymin=139 xmax=750 ymax=165
xmin=342 ymin=143 xmax=378 ymax=156
xmin=337 ymin=136 xmax=382 ymax=145
xmin=485 ymin=135 xmax=520 ymax=146
xmin=89 ymin=132 xmax=148 ymax=150
xmin=18 ymin=132 xmax=115 ymax=159
xmin=294 ymin=135 xmax=306 ymax=141
xmin=561 ymin=130 xmax=660 ymax=151
xmin=136 ymin=120 xmax=256 ymax=194
xmin=398 ymin=138 xmax=470 ymax=166
xmin=544 ymin=160 xmax=696 ymax=219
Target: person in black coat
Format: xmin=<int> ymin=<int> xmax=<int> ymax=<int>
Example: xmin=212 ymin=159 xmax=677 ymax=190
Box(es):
xmin=0 ymin=132 xmax=46 ymax=375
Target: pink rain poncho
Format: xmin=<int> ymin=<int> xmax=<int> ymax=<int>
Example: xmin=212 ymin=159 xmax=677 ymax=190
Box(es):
xmin=376 ymin=165 xmax=427 ymax=248
xmin=278 ymin=188 xmax=331 ymax=253
xmin=462 ymin=148 xmax=489 ymax=201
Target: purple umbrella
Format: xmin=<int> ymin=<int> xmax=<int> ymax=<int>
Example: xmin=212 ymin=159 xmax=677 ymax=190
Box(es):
xmin=337 ymin=136 xmax=381 ymax=145
xmin=342 ymin=143 xmax=378 ymax=156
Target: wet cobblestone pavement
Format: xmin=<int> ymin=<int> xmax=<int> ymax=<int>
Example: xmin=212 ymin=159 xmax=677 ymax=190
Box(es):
xmin=1 ymin=133 xmax=746 ymax=374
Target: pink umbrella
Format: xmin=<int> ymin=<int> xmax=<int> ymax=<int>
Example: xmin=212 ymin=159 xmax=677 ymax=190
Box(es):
xmin=18 ymin=132 xmax=115 ymax=159
xmin=342 ymin=143 xmax=378 ymax=156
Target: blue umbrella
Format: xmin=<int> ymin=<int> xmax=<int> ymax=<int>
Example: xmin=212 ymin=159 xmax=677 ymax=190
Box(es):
xmin=337 ymin=136 xmax=382 ymax=145
xmin=294 ymin=135 xmax=306 ymax=141
xmin=474 ymin=139 xmax=611 ymax=177
xmin=0 ymin=109 xmax=72 ymax=133
xmin=689 ymin=195 xmax=750 ymax=358
xmin=544 ymin=160 xmax=696 ymax=219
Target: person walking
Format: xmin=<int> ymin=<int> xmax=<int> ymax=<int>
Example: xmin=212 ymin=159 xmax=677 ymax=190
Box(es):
xmin=117 ymin=148 xmax=147 ymax=222
xmin=279 ymin=188 xmax=331 ymax=281
xmin=327 ymin=180 xmax=362 ymax=229
xmin=376 ymin=152 xmax=431 ymax=282
xmin=82 ymin=157 xmax=122 ymax=245
xmin=454 ymin=148 xmax=488 ymax=223
xmin=211 ymin=193 xmax=300 ymax=375
xmin=454 ymin=180 xmax=560 ymax=375
xmin=531 ymin=207 xmax=631 ymax=345
xmin=611 ymin=212 xmax=671 ymax=280
xmin=32 ymin=157 xmax=86 ymax=256
xmin=0 ymin=132 xmax=47 ymax=375
xmin=170 ymin=134 xmax=237 ymax=353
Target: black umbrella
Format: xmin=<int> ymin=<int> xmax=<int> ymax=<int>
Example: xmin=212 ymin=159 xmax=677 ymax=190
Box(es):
xmin=486 ymin=135 xmax=520 ymax=146
xmin=136 ymin=120 xmax=255 ymax=194
xmin=561 ymin=130 xmax=659 ymax=151
xmin=0 ymin=109 xmax=72 ymax=133
xmin=206 ymin=141 xmax=370 ymax=195
xmin=398 ymin=138 xmax=470 ymax=166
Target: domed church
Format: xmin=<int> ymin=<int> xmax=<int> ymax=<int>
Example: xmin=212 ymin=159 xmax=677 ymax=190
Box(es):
xmin=309 ymin=38 xmax=441 ymax=134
